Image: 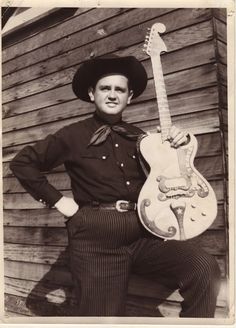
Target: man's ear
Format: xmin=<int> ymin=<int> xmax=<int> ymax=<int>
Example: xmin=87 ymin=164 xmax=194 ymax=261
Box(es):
xmin=88 ymin=87 xmax=94 ymax=102
xmin=127 ymin=90 xmax=134 ymax=104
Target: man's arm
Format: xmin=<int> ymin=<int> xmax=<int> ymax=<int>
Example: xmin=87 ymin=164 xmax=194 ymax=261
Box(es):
xmin=10 ymin=129 xmax=78 ymax=217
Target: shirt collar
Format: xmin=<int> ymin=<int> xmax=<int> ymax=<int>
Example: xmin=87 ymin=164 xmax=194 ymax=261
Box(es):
xmin=93 ymin=112 xmax=123 ymax=127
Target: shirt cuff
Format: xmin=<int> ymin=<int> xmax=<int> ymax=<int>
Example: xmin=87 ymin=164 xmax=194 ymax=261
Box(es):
xmin=37 ymin=184 xmax=63 ymax=208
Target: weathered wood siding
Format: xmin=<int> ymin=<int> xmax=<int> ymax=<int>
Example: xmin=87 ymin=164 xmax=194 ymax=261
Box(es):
xmin=2 ymin=8 xmax=228 ymax=318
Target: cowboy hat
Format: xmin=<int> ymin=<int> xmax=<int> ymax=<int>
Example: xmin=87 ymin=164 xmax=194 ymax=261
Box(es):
xmin=72 ymin=54 xmax=147 ymax=102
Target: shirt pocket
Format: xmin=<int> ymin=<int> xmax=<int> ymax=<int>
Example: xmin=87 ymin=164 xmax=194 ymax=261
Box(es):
xmin=81 ymin=147 xmax=110 ymax=160
xmin=80 ymin=149 xmax=110 ymax=179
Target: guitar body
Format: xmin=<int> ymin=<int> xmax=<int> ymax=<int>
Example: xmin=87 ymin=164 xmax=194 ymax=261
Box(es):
xmin=137 ymin=132 xmax=217 ymax=240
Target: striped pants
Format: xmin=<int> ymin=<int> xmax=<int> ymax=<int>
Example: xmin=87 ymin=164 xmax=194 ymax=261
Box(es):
xmin=66 ymin=207 xmax=221 ymax=317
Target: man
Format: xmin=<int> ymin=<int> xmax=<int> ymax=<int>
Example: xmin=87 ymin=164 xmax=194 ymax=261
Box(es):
xmin=10 ymin=55 xmax=221 ymax=317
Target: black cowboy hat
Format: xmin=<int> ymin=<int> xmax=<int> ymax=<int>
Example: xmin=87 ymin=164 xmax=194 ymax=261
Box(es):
xmin=72 ymin=54 xmax=148 ymax=102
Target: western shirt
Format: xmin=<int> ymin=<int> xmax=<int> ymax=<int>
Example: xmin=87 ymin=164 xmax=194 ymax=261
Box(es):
xmin=10 ymin=114 xmax=147 ymax=207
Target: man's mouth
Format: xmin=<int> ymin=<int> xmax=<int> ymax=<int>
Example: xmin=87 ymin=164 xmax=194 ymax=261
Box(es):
xmin=106 ymin=102 xmax=118 ymax=107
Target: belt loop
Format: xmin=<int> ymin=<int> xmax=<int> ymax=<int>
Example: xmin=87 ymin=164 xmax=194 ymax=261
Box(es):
xmin=92 ymin=201 xmax=100 ymax=210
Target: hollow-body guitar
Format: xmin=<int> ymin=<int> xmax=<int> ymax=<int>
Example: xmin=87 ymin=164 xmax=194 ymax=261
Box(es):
xmin=137 ymin=23 xmax=217 ymax=240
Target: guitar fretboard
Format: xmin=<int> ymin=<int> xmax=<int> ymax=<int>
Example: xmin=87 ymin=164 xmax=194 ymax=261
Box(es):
xmin=151 ymin=55 xmax=172 ymax=142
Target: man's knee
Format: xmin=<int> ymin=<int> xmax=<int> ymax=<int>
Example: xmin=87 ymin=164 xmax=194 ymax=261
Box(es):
xmin=183 ymin=245 xmax=221 ymax=290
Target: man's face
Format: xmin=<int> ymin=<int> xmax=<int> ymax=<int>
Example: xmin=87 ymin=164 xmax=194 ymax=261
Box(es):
xmin=88 ymin=74 xmax=133 ymax=117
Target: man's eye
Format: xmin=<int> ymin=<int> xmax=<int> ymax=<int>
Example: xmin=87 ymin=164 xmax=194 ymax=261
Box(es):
xmin=100 ymin=86 xmax=110 ymax=91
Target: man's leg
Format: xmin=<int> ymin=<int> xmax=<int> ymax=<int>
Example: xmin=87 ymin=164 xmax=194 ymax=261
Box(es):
xmin=130 ymin=238 xmax=221 ymax=317
xmin=66 ymin=208 xmax=144 ymax=316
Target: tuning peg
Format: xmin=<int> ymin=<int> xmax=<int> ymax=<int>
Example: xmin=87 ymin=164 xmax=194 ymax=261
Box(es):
xmin=147 ymin=27 xmax=151 ymax=31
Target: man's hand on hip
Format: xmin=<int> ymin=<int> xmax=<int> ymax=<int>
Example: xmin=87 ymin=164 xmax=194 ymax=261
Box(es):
xmin=54 ymin=196 xmax=79 ymax=217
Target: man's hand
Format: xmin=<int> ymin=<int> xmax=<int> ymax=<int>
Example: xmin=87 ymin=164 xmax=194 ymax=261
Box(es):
xmin=167 ymin=125 xmax=189 ymax=148
xmin=54 ymin=196 xmax=79 ymax=217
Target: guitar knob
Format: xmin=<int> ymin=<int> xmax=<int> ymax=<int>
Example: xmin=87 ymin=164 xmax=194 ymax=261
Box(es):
xmin=201 ymin=212 xmax=206 ymax=216
xmin=191 ymin=204 xmax=196 ymax=208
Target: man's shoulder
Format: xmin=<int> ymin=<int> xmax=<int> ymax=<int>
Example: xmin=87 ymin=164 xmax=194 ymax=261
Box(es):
xmin=56 ymin=115 xmax=94 ymax=135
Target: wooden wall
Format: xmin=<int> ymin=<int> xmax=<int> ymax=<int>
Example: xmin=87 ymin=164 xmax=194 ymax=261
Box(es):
xmin=2 ymin=7 xmax=229 ymax=318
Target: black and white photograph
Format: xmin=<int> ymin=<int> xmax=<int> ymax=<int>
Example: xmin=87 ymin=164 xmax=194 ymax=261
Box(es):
xmin=1 ymin=1 xmax=234 ymax=325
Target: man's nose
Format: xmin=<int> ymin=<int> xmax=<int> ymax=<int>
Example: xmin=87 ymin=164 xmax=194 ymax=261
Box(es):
xmin=108 ymin=89 xmax=117 ymax=99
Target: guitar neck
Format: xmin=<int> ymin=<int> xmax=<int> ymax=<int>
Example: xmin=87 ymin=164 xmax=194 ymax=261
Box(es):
xmin=151 ymin=55 xmax=172 ymax=142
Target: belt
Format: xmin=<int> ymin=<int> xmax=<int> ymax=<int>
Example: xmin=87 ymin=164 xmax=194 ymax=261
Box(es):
xmin=82 ymin=200 xmax=137 ymax=212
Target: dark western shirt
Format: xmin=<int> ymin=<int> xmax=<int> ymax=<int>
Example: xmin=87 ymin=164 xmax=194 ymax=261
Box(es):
xmin=10 ymin=114 xmax=147 ymax=207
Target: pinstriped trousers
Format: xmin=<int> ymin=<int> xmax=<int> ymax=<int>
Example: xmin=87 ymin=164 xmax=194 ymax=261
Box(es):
xmin=66 ymin=207 xmax=221 ymax=317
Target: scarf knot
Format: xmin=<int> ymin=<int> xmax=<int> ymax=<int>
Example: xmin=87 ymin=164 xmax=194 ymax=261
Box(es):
xmin=88 ymin=124 xmax=141 ymax=146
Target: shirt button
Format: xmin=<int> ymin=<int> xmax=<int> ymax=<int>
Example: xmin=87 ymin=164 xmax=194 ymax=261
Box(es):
xmin=39 ymin=199 xmax=43 ymax=202
xmin=132 ymin=155 xmax=136 ymax=159
xmin=102 ymin=155 xmax=107 ymax=160
xmin=120 ymin=163 xmax=124 ymax=167
xmin=115 ymin=143 xmax=119 ymax=148
xmin=126 ymin=181 xmax=130 ymax=185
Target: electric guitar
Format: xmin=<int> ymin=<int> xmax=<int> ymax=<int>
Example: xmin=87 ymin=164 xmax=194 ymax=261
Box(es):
xmin=137 ymin=23 xmax=217 ymax=240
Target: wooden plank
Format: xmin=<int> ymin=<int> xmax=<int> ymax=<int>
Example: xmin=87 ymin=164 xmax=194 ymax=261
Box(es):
xmin=140 ymin=109 xmax=220 ymax=135
xmin=4 ymin=244 xmax=68 ymax=266
xmin=3 ymin=225 xmax=226 ymax=255
xmin=2 ymin=8 xmax=131 ymax=64
xmin=212 ymin=8 xmax=227 ymax=23
xmin=4 ymin=260 xmax=72 ymax=286
xmin=221 ymin=107 xmax=228 ymax=128
xmin=2 ymin=39 xmax=216 ymax=103
xmin=2 ymin=8 xmax=172 ymax=76
xmin=3 ymin=203 xmax=226 ymax=229
xmin=4 ymin=226 xmax=68 ymax=246
xmin=2 ymin=13 xmax=214 ymax=91
xmin=214 ymin=18 xmax=227 ymax=43
xmin=219 ymin=84 xmax=227 ymax=107
xmin=2 ymin=155 xmax=223 ymax=194
xmin=3 ymin=84 xmax=219 ymax=134
xmin=195 ymin=132 xmax=222 ymax=157
xmin=2 ymin=62 xmax=218 ymax=120
xmin=4 ymin=310 xmax=30 ymax=317
xmin=218 ymin=63 xmax=227 ymax=87
xmin=217 ymin=40 xmax=227 ymax=65
xmin=3 ymin=208 xmax=66 ymax=227
xmin=2 ymin=8 xmax=89 ymax=48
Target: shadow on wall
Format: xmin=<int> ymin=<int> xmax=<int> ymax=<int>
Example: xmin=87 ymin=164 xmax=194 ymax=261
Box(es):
xmin=26 ymin=247 xmax=80 ymax=316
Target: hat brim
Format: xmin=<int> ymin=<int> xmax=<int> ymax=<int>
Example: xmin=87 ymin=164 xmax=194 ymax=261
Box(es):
xmin=72 ymin=56 xmax=147 ymax=102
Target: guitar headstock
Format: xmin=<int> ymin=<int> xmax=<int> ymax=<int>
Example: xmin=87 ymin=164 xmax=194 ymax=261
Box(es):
xmin=144 ymin=23 xmax=167 ymax=57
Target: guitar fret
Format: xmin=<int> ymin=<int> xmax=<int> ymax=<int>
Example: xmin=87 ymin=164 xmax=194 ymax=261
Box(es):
xmin=151 ymin=56 xmax=172 ymax=137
